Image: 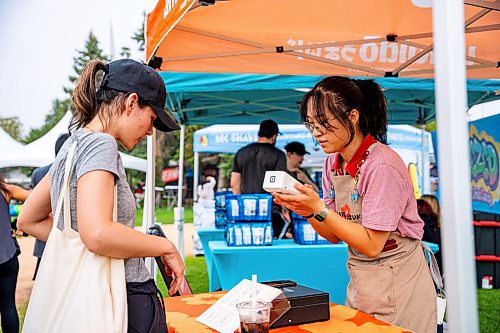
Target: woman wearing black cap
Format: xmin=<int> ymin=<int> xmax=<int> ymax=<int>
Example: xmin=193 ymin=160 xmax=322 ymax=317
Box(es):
xmin=18 ymin=59 xmax=183 ymax=332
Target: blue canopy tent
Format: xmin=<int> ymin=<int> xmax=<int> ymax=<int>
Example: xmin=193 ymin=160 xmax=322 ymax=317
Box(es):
xmin=192 ymin=123 xmax=434 ymax=200
xmin=161 ymin=72 xmax=500 ymax=125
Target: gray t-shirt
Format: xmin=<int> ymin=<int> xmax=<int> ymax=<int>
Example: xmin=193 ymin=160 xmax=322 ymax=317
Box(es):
xmin=49 ymin=130 xmax=151 ymax=283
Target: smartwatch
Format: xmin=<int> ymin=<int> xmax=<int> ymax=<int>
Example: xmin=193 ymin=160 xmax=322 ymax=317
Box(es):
xmin=313 ymin=204 xmax=329 ymax=222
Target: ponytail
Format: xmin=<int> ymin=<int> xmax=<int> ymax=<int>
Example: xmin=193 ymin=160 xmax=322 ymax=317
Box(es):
xmin=352 ymin=79 xmax=388 ymax=144
xmin=70 ymin=60 xmax=131 ymax=132
xmin=70 ymin=60 xmax=106 ymax=131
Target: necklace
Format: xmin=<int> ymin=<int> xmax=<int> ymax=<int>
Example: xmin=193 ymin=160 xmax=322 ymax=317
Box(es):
xmin=351 ymin=150 xmax=370 ymax=203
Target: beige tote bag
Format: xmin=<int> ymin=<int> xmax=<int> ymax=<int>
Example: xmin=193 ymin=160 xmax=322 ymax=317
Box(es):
xmin=22 ymin=141 xmax=128 ymax=333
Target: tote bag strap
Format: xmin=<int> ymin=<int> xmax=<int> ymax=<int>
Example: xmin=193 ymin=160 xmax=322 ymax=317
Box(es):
xmin=53 ymin=141 xmax=78 ymax=232
xmin=422 ymin=242 xmax=446 ymax=296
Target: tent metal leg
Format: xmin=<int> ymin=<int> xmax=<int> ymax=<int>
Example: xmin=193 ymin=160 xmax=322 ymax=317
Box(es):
xmin=433 ymin=0 xmax=479 ymax=331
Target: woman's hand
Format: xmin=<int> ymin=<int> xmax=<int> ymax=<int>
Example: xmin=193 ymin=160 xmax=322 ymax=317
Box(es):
xmin=161 ymin=244 xmax=186 ymax=296
xmin=272 ymin=183 xmax=325 ymax=216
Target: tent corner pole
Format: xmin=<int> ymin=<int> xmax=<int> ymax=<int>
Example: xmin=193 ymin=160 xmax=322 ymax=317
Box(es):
xmin=433 ymin=0 xmax=478 ymax=332
xmin=174 ymin=124 xmax=186 ymax=262
xmin=143 ymin=131 xmax=157 ymax=279
xmin=193 ymin=151 xmax=199 ymax=202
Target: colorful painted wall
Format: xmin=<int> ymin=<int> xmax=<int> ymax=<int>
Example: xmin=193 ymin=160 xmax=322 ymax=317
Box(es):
xmin=470 ymin=113 xmax=500 ymax=214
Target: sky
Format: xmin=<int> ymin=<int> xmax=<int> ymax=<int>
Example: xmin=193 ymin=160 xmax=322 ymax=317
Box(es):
xmin=0 ymin=0 xmax=157 ymax=136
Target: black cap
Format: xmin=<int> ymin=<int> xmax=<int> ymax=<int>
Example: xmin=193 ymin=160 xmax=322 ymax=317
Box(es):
xmin=100 ymin=59 xmax=180 ymax=132
xmin=284 ymin=141 xmax=310 ymax=155
xmin=258 ymin=119 xmax=281 ymax=138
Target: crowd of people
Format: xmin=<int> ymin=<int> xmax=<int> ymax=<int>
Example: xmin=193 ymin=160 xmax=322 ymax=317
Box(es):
xmin=1 ymin=58 xmax=444 ymax=333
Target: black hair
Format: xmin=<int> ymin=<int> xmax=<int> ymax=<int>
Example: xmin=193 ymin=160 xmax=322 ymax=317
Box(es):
xmin=70 ymin=59 xmax=150 ymax=132
xmin=299 ymin=76 xmax=388 ymax=145
xmin=54 ymin=133 xmax=71 ymax=156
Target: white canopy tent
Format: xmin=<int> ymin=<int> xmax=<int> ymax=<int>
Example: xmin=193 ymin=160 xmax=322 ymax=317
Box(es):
xmin=0 ymin=127 xmax=25 ymax=156
xmin=0 ymin=112 xmax=148 ymax=172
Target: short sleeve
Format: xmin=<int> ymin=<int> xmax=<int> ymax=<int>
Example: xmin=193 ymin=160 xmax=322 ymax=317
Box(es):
xmin=360 ymin=163 xmax=407 ymax=231
xmin=232 ymin=151 xmax=241 ymax=173
xmin=275 ymin=151 xmax=287 ymax=172
xmin=75 ymin=133 xmax=119 ymax=181
xmin=322 ymin=154 xmax=335 ymax=209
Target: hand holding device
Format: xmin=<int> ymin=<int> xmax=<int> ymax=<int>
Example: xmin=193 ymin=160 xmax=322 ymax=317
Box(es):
xmin=263 ymin=171 xmax=301 ymax=194
xmin=147 ymin=224 xmax=192 ymax=296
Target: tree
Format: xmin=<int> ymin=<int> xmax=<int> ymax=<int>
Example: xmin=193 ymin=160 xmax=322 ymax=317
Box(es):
xmin=132 ymin=13 xmax=146 ymax=52
xmin=0 ymin=116 xmax=23 ymax=141
xmin=25 ymin=32 xmax=109 ymax=143
xmin=120 ymin=46 xmax=131 ymax=59
xmin=65 ymin=31 xmax=110 ymax=95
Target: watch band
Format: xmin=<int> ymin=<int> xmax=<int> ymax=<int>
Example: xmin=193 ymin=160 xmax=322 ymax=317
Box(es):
xmin=302 ymin=213 xmax=314 ymax=219
xmin=313 ymin=204 xmax=329 ymax=222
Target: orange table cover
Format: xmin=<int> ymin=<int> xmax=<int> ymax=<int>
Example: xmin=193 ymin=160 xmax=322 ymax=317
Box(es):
xmin=164 ymin=291 xmax=412 ymax=333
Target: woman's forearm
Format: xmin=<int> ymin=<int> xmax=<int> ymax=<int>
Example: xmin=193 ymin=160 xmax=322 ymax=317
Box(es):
xmin=322 ymin=211 xmax=389 ymax=257
xmin=82 ymin=221 xmax=176 ymax=259
xmin=19 ymin=217 xmax=53 ymax=241
xmin=308 ymin=218 xmax=341 ymax=243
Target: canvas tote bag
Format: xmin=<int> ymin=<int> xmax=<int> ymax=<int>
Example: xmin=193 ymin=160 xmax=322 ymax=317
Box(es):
xmin=22 ymin=141 xmax=128 ymax=333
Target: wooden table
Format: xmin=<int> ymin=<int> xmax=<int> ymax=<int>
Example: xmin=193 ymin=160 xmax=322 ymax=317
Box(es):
xmin=165 ymin=291 xmax=411 ymax=333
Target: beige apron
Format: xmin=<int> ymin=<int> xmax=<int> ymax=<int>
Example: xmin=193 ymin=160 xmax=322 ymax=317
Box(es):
xmin=330 ymin=148 xmax=437 ymax=333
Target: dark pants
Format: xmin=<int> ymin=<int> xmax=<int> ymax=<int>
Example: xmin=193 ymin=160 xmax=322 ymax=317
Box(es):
xmin=127 ymin=280 xmax=167 ymax=333
xmin=0 ymin=256 xmax=19 ymax=333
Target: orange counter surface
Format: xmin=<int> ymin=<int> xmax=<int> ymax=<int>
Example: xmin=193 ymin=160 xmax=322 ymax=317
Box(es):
xmin=164 ymin=292 xmax=411 ymax=333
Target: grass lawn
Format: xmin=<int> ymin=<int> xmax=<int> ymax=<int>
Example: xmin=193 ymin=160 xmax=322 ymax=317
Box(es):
xmin=156 ymin=256 xmax=209 ymax=296
xmin=477 ymin=289 xmax=500 ymax=333
xmin=135 ymin=206 xmax=193 ymax=226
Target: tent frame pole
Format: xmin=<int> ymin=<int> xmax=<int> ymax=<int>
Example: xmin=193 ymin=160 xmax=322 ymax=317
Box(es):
xmin=175 ymin=124 xmax=186 ymax=262
xmin=193 ymin=151 xmax=199 ymax=202
xmin=164 ymin=24 xmax=499 ymax=75
xmin=433 ymin=0 xmax=479 ymax=331
xmin=143 ymin=131 xmax=157 ymax=278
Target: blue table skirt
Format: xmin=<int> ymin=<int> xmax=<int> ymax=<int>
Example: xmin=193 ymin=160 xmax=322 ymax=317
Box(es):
xmin=209 ymin=239 xmax=438 ymax=304
xmin=197 ymin=227 xmax=225 ymax=291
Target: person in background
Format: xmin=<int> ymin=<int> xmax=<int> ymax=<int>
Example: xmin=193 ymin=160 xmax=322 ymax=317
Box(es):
xmin=18 ymin=59 xmax=185 ymax=332
xmin=418 ymin=197 xmax=443 ymax=273
xmin=421 ymin=194 xmax=440 ymax=225
xmin=0 ymin=179 xmax=29 ymax=333
xmin=273 ymin=76 xmax=437 ymax=332
xmin=284 ymin=141 xmax=319 ymax=192
xmin=30 ymin=133 xmax=70 ymax=280
xmin=230 ymin=119 xmax=289 ymax=238
xmin=134 ymin=180 xmax=145 ymax=209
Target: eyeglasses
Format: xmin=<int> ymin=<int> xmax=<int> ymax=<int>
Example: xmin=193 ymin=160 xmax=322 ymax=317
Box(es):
xmin=303 ymin=121 xmax=326 ymax=134
xmin=304 ymin=111 xmax=351 ymax=134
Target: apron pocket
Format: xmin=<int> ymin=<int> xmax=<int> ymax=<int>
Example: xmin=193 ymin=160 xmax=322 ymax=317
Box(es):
xmin=348 ymin=264 xmax=396 ymax=323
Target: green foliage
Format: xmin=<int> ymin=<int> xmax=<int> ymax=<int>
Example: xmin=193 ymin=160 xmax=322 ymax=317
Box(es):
xmin=120 ymin=46 xmax=131 ymax=59
xmin=132 ymin=12 xmax=146 ymax=52
xmin=0 ymin=116 xmax=23 ymax=141
xmin=425 ymin=120 xmax=436 ymax=132
xmin=172 ymin=125 xmax=204 ymax=166
xmin=65 ymin=31 xmax=110 ymax=95
xmin=217 ymin=154 xmax=234 ymax=179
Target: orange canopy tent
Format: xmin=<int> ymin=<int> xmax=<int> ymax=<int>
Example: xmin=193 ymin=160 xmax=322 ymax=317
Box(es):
xmin=146 ymin=0 xmax=499 ymax=79
xmin=143 ymin=2 xmax=499 ymax=332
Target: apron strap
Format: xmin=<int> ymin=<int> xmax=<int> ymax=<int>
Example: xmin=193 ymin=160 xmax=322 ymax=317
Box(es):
xmin=422 ymin=242 xmax=445 ymax=295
